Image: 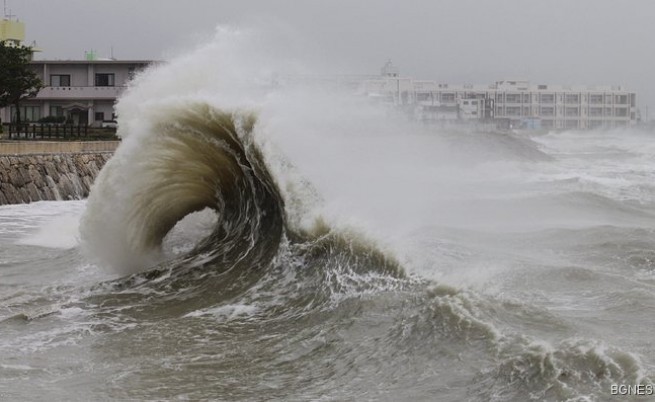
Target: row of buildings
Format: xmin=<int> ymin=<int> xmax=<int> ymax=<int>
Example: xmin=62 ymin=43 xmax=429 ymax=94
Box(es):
xmin=0 ymin=18 xmax=640 ymax=131
xmin=358 ymin=61 xmax=638 ymax=130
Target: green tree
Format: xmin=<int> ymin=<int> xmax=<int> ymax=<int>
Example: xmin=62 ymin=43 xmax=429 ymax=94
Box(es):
xmin=0 ymin=42 xmax=43 ymax=127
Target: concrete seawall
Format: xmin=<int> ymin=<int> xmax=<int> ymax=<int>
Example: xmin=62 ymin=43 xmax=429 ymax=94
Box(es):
xmin=0 ymin=142 xmax=119 ymax=206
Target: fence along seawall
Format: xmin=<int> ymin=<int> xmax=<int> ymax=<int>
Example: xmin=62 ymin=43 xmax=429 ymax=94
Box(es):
xmin=0 ymin=142 xmax=118 ymax=205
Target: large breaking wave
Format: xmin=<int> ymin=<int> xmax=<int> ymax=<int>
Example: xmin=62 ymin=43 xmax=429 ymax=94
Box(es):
xmin=70 ymin=27 xmax=655 ymax=401
xmin=80 ymin=27 xmax=409 ymax=280
xmin=81 ymin=105 xmax=285 ymax=274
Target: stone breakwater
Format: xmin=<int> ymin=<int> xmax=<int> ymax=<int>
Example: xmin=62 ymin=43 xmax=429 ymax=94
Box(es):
xmin=0 ymin=153 xmax=112 ymax=205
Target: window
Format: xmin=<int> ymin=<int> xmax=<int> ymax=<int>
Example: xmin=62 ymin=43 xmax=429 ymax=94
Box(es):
xmin=566 ymin=120 xmax=579 ymax=129
xmin=11 ymin=106 xmax=41 ymax=122
xmin=540 ymin=107 xmax=555 ymax=116
xmin=506 ymin=93 xmax=522 ymax=103
xmin=27 ymin=106 xmax=40 ymax=121
xmin=615 ymin=95 xmax=628 ymax=105
xmin=441 ymin=93 xmax=455 ymax=102
xmin=506 ymin=106 xmax=521 ymax=116
xmin=50 ymin=106 xmax=64 ymax=117
xmin=50 ymin=75 xmax=71 ymax=87
xmin=589 ymin=94 xmax=603 ymax=104
xmin=540 ymin=94 xmax=554 ymax=103
xmin=615 ymin=108 xmax=628 ymax=117
xmin=95 ymin=73 xmax=115 ymax=87
xmin=589 ymin=107 xmax=603 ymax=117
xmin=463 ymin=101 xmax=469 ymax=105
xmin=565 ymin=94 xmax=579 ymax=104
xmin=416 ymin=93 xmax=430 ymax=101
xmin=565 ymin=107 xmax=579 ymax=116
xmin=95 ymin=112 xmax=105 ymax=121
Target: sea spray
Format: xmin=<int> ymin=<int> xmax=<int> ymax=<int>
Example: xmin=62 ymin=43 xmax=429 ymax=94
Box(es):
xmin=48 ymin=25 xmax=653 ymax=401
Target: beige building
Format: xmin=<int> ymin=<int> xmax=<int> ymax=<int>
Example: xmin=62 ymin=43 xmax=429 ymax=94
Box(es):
xmin=0 ymin=17 xmax=25 ymax=47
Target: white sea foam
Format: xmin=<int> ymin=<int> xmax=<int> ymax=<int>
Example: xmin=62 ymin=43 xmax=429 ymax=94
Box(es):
xmin=184 ymin=304 xmax=259 ymax=320
xmin=2 ymin=23 xmax=655 ymax=402
xmin=17 ymin=213 xmax=81 ymax=249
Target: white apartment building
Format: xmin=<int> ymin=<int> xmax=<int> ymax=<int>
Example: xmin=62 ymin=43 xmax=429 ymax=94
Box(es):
xmin=427 ymin=80 xmax=637 ymax=129
xmin=0 ymin=59 xmax=151 ymax=126
xmin=360 ymin=63 xmax=638 ymax=130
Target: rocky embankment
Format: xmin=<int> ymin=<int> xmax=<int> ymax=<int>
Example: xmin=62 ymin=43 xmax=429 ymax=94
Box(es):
xmin=0 ymin=153 xmax=111 ymax=205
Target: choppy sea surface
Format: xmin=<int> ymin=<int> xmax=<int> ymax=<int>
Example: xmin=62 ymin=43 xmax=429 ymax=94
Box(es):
xmin=1 ymin=27 xmax=654 ymax=402
xmin=1 ymin=126 xmax=655 ymax=401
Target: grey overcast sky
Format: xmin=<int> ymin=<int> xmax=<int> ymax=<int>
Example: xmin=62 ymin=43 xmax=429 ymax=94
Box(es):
xmin=9 ymin=0 xmax=655 ymax=114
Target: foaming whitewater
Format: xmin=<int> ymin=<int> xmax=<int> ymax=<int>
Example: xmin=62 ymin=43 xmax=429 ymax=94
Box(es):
xmin=1 ymin=27 xmax=655 ymax=401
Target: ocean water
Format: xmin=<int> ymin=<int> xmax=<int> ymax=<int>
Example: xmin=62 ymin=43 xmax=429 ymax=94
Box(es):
xmin=1 ymin=29 xmax=654 ymax=401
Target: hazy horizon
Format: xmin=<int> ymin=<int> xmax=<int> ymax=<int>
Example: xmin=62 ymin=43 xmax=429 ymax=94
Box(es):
xmin=8 ymin=0 xmax=655 ymax=116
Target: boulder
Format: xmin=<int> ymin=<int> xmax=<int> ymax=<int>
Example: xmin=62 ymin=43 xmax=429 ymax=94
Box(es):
xmin=26 ymin=182 xmax=42 ymax=202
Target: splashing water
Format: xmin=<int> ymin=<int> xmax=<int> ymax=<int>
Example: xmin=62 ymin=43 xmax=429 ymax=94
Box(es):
xmin=0 ymin=26 xmax=653 ymax=401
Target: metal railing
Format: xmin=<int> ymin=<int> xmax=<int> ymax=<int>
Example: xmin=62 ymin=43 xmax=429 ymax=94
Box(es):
xmin=6 ymin=123 xmax=89 ymax=140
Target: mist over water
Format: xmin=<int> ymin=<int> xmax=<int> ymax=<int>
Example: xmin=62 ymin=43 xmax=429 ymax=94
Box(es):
xmin=1 ymin=27 xmax=655 ymax=401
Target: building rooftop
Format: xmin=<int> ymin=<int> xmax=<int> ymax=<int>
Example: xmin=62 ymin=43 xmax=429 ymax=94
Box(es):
xmin=413 ymin=81 xmax=631 ymax=93
xmin=30 ymin=59 xmax=154 ymax=64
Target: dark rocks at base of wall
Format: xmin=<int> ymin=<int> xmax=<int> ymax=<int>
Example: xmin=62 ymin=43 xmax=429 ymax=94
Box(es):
xmin=0 ymin=153 xmax=112 ymax=205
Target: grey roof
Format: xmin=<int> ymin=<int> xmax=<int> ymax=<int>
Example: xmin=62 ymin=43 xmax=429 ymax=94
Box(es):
xmin=29 ymin=60 xmax=156 ymax=65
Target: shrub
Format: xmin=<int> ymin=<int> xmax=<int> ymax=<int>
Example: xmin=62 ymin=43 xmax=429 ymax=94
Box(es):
xmin=38 ymin=116 xmax=66 ymax=124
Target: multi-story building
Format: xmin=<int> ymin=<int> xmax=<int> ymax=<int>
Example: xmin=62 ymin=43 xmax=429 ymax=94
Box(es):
xmin=0 ymin=17 xmax=152 ymax=127
xmin=490 ymin=80 xmax=635 ymax=129
xmin=359 ymin=63 xmax=638 ymax=130
xmin=0 ymin=59 xmax=151 ymax=126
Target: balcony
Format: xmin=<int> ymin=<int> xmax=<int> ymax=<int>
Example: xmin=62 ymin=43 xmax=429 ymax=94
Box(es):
xmin=35 ymin=86 xmax=126 ymax=100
